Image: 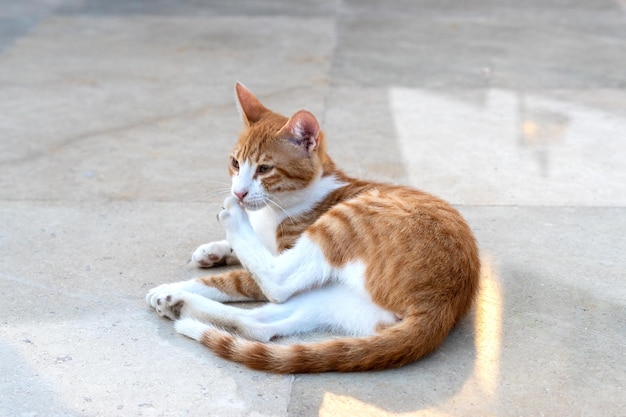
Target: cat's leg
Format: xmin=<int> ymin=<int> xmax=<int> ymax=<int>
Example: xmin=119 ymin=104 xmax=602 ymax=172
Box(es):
xmin=146 ymin=269 xmax=267 ymax=316
xmin=175 ymin=300 xmax=319 ymax=343
xmin=236 ymin=286 xmax=396 ymax=338
xmin=218 ymin=197 xmax=332 ymax=303
xmin=174 ymin=285 xmax=399 ymax=343
xmin=190 ymin=239 xmax=239 ymax=268
xmin=147 ymin=287 xmax=253 ymax=325
xmin=151 ymin=290 xmax=306 ymax=341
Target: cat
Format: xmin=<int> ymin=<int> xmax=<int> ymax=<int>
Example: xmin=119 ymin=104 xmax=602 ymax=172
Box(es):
xmin=146 ymin=83 xmax=480 ymax=373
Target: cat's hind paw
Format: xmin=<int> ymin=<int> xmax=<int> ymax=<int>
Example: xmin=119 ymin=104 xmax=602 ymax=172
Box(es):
xmin=146 ymin=285 xmax=187 ymax=320
xmin=190 ymin=241 xmax=238 ymax=268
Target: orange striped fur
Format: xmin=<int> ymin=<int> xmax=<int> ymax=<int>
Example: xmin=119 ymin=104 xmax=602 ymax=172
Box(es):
xmin=147 ymin=83 xmax=480 ymax=373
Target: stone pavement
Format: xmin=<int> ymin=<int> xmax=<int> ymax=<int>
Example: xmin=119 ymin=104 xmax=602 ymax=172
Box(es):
xmin=1 ymin=0 xmax=625 ymax=416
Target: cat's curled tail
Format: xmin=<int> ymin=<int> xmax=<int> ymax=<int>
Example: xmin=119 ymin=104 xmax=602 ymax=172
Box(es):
xmin=175 ymin=308 xmax=454 ymax=373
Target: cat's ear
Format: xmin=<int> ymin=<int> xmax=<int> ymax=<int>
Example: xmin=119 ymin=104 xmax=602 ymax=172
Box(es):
xmin=277 ymin=110 xmax=320 ymax=154
xmin=235 ymin=82 xmax=269 ymax=126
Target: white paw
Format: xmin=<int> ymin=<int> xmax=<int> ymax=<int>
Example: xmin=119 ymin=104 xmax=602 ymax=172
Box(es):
xmin=146 ymin=284 xmax=188 ymax=320
xmin=218 ymin=197 xmax=248 ymax=231
xmin=175 ymin=317 xmax=212 ymax=341
xmin=190 ymin=240 xmax=237 ymax=268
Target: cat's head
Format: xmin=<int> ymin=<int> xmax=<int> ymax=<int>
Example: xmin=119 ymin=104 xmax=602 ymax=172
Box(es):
xmin=228 ymin=83 xmax=328 ymax=210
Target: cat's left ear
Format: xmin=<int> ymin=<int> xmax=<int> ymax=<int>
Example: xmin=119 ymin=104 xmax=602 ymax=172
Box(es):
xmin=235 ymin=82 xmax=269 ymax=126
xmin=277 ymin=110 xmax=320 ymax=155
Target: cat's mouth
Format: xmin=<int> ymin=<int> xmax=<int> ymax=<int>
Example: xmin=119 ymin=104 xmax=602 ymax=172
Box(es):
xmin=241 ymin=199 xmax=266 ymax=211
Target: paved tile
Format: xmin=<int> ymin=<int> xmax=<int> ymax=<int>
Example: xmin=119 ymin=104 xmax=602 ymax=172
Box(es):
xmin=333 ymin=0 xmax=626 ymax=88
xmin=0 ymin=15 xmax=333 ymax=201
xmin=0 ymin=202 xmax=291 ymax=416
xmin=1 ymin=0 xmax=624 ymax=416
xmin=391 ymin=87 xmax=626 ymax=206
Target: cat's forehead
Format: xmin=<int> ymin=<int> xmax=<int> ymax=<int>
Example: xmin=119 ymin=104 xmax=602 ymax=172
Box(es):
xmin=232 ymin=134 xmax=285 ymax=163
xmin=232 ymin=146 xmax=275 ymax=163
xmin=233 ymin=132 xmax=275 ymax=159
xmin=232 ymin=114 xmax=288 ymax=162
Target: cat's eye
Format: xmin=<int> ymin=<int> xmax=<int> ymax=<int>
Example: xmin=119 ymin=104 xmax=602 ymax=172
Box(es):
xmin=230 ymin=158 xmax=240 ymax=170
xmin=257 ymin=165 xmax=273 ymax=174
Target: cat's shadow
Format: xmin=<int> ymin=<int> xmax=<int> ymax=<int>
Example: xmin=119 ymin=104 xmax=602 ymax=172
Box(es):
xmin=285 ymin=313 xmax=478 ymax=415
xmin=182 ymin=266 xmax=487 ymax=413
xmin=286 ymin=255 xmax=506 ymax=414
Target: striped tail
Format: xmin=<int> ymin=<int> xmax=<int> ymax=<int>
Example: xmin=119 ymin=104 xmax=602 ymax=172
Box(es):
xmin=175 ymin=312 xmax=453 ymax=373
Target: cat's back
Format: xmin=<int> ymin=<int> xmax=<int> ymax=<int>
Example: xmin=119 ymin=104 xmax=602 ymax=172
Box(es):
xmin=309 ymin=181 xmax=475 ymax=262
xmin=306 ymin=181 xmax=480 ymax=317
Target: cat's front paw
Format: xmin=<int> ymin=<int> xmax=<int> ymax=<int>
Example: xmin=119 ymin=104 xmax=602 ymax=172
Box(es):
xmin=146 ymin=284 xmax=187 ymax=320
xmin=218 ymin=197 xmax=249 ymax=231
xmin=190 ymin=241 xmax=238 ymax=268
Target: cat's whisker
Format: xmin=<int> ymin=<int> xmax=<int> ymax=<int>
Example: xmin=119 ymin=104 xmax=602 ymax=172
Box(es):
xmin=262 ymin=200 xmax=283 ymax=236
xmin=262 ymin=198 xmax=290 ymax=239
xmin=192 ymin=187 xmax=232 ymax=204
xmin=264 ymin=195 xmax=285 ymax=214
xmin=266 ymin=196 xmax=296 ymax=226
xmin=265 ymin=194 xmax=290 ymax=215
xmin=202 ymin=180 xmax=232 ymax=187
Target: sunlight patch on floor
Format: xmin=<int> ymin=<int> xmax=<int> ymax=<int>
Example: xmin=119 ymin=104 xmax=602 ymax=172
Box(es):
xmin=319 ymin=254 xmax=503 ymax=416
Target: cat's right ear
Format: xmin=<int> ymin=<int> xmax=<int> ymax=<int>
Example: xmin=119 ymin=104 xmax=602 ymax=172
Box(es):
xmin=235 ymin=83 xmax=269 ymax=126
xmin=277 ymin=110 xmax=320 ymax=155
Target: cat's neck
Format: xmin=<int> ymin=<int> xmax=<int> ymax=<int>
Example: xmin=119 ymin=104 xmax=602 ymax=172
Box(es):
xmin=269 ymin=168 xmax=347 ymax=221
xmin=248 ymin=163 xmax=346 ymax=255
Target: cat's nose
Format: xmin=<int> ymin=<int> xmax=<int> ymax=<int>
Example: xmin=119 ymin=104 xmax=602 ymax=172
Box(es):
xmin=234 ymin=190 xmax=248 ymax=201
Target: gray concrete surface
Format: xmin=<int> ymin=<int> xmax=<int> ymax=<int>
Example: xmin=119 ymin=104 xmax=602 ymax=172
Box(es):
xmin=1 ymin=0 xmax=625 ymax=416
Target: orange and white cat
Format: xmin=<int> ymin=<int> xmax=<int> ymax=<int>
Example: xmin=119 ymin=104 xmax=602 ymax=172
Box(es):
xmin=146 ymin=83 xmax=480 ymax=373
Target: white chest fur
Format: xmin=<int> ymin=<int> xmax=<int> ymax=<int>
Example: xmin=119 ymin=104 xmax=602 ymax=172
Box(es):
xmin=247 ymin=206 xmax=279 ymax=255
xmin=245 ymin=174 xmax=346 ymax=256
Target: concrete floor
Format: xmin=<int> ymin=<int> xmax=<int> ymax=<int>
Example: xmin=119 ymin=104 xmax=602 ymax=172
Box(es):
xmin=1 ymin=0 xmax=625 ymax=416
